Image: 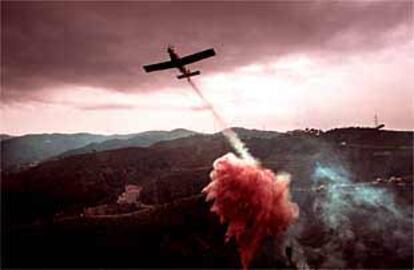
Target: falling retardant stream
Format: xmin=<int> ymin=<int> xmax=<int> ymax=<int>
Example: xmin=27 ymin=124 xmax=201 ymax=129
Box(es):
xmin=186 ymin=78 xmax=299 ymax=269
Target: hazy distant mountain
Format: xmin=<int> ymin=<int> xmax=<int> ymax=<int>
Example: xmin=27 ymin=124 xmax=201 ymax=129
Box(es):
xmin=0 ymin=129 xmax=198 ymax=171
xmin=0 ymin=134 xmax=14 ymax=142
xmin=56 ymin=128 xmax=198 ymax=159
xmin=1 ymin=133 xmax=109 ymax=170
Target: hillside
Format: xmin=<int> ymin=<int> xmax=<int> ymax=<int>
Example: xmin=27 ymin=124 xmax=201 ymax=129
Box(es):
xmin=2 ymin=128 xmax=413 ymax=268
xmin=0 ymin=134 xmax=14 ymax=141
xmin=3 ymin=128 xmax=412 ymax=218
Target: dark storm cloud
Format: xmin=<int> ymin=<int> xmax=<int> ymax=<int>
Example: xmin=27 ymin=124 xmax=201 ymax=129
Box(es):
xmin=1 ymin=1 xmax=411 ymax=102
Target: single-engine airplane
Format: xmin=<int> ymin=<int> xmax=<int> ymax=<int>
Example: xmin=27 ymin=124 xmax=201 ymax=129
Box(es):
xmin=143 ymin=46 xmax=216 ymax=79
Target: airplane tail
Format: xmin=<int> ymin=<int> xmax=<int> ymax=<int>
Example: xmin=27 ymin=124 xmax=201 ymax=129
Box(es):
xmin=177 ymin=71 xmax=200 ymax=79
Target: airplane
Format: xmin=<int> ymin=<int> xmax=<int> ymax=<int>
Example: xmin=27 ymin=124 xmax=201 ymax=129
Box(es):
xmin=143 ymin=46 xmax=216 ymax=79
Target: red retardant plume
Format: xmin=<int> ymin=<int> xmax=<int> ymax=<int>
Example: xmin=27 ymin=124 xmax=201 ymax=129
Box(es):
xmin=203 ymin=153 xmax=299 ymax=269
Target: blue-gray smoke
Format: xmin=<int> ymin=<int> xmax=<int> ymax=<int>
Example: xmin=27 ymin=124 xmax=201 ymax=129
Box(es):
xmin=312 ymin=163 xmax=404 ymax=230
xmin=301 ymin=162 xmax=413 ymax=268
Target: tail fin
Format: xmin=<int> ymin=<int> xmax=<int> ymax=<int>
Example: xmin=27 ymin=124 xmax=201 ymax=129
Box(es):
xmin=177 ymin=71 xmax=201 ymax=79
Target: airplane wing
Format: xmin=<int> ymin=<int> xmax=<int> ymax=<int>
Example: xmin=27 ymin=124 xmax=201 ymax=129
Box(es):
xmin=179 ymin=48 xmax=216 ymax=65
xmin=143 ymin=60 xmax=175 ymax=72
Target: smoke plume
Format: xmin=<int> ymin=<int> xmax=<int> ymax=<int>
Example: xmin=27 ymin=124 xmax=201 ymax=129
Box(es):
xmin=187 ymin=78 xmax=298 ymax=268
xmin=298 ymin=162 xmax=413 ymax=268
xmin=312 ymin=163 xmax=404 ymax=230
xmin=187 ymin=79 xmax=257 ymax=164
xmin=203 ymin=153 xmax=299 ymax=269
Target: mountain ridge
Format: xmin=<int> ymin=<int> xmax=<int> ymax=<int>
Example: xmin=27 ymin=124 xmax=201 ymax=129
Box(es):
xmin=1 ymin=128 xmax=197 ymax=171
xmin=54 ymin=128 xmax=198 ymax=159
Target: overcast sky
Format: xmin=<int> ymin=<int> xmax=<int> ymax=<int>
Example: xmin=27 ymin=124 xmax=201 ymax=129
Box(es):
xmin=1 ymin=1 xmax=413 ymax=135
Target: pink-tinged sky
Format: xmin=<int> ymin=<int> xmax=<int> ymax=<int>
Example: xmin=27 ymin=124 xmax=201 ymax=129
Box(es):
xmin=1 ymin=1 xmax=413 ymax=135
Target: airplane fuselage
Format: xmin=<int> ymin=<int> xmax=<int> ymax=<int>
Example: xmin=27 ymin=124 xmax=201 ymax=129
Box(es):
xmin=143 ymin=46 xmax=214 ymax=79
xmin=168 ymin=47 xmax=190 ymax=75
